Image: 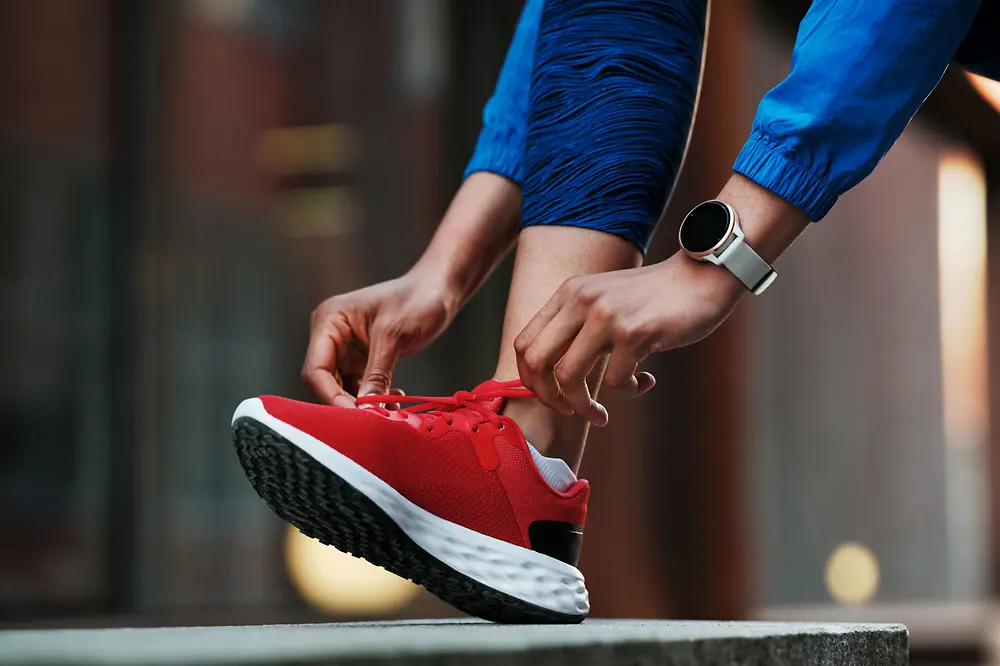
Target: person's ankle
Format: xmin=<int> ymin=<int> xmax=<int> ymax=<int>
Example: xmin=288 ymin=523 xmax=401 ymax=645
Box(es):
xmin=502 ymin=397 xmax=558 ymax=451
xmin=500 ymin=396 xmax=589 ymax=473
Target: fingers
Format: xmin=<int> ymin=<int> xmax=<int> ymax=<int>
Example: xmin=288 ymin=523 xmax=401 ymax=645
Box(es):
xmin=515 ymin=277 xmax=659 ymax=425
xmin=357 ymin=327 xmax=402 ymax=400
xmin=515 ymin=285 xmax=568 ymax=351
xmin=635 ymin=371 xmax=656 ymax=395
xmin=387 ymin=387 xmax=405 ymax=411
xmin=302 ymin=329 xmax=356 ymax=408
xmin=554 ymin=319 xmax=611 ymax=426
xmin=604 ymin=349 xmax=656 ymax=398
xmin=515 ymin=306 xmax=582 ymax=416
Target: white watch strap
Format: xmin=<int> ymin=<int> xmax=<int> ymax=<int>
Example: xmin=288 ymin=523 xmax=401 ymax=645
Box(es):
xmin=719 ymin=238 xmax=776 ymax=295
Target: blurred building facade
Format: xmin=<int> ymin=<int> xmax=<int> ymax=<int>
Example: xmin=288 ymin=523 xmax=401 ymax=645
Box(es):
xmin=3 ymin=1 xmax=1000 ymax=656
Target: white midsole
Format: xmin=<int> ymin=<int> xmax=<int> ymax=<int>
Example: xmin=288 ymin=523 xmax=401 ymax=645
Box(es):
xmin=232 ymin=398 xmax=589 ymax=617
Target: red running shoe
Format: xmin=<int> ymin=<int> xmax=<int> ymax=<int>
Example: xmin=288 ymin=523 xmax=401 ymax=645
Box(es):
xmin=231 ymin=379 xmax=589 ymax=623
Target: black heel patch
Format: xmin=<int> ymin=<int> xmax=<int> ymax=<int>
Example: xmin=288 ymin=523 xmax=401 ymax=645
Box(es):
xmin=529 ymin=520 xmax=584 ymax=566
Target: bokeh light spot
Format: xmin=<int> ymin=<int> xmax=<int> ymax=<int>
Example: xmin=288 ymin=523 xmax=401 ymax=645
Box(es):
xmin=284 ymin=526 xmax=421 ymax=615
xmin=825 ymin=542 xmax=880 ymax=605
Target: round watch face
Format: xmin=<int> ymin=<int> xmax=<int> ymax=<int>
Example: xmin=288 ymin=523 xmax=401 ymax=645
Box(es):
xmin=679 ymin=201 xmax=733 ymax=255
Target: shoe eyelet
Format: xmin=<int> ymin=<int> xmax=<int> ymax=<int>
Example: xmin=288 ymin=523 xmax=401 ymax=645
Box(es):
xmin=498 ymin=423 xmax=505 ymax=430
xmin=471 ymin=427 xmax=478 ymax=433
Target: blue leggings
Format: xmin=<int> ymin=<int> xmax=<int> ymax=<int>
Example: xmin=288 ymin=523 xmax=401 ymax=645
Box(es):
xmin=522 ymin=0 xmax=707 ymax=252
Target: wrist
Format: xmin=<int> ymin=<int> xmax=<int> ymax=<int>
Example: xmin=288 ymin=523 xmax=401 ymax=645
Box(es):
xmin=661 ymin=250 xmax=746 ymax=304
xmin=406 ymin=259 xmax=465 ymax=316
xmin=716 ymin=173 xmax=809 ymax=264
xmin=411 ymin=172 xmax=522 ymax=310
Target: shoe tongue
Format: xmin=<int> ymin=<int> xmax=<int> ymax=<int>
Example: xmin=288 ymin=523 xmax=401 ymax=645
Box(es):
xmin=469 ymin=379 xmax=506 ymax=414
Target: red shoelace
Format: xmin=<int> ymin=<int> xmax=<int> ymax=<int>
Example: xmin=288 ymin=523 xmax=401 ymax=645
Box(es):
xmin=355 ymin=379 xmax=534 ymax=431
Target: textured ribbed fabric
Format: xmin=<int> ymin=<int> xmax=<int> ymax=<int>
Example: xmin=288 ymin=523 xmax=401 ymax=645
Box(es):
xmin=732 ymin=132 xmax=840 ymax=221
xmin=521 ymin=0 xmax=707 ymax=252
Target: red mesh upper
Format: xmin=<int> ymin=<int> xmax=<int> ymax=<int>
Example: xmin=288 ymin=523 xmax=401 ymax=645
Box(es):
xmin=259 ymin=394 xmax=588 ymax=549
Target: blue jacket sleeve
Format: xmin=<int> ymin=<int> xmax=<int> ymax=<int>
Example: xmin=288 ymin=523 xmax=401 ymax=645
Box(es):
xmin=733 ymin=0 xmax=982 ymax=221
xmin=463 ymin=0 xmax=544 ymax=185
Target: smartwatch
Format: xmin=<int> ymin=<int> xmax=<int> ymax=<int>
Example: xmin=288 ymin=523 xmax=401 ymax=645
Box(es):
xmin=678 ymin=200 xmax=776 ymax=295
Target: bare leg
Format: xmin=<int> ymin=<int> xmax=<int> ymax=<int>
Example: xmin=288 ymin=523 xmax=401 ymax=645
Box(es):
xmin=495 ymin=225 xmax=641 ymax=471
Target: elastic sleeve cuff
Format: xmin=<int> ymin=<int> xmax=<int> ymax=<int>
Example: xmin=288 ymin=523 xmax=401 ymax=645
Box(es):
xmin=463 ymin=129 xmax=524 ymax=185
xmin=732 ymin=132 xmax=840 ymax=221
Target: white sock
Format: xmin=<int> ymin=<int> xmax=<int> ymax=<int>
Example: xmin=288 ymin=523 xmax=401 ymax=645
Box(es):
xmin=526 ymin=441 xmax=577 ymax=492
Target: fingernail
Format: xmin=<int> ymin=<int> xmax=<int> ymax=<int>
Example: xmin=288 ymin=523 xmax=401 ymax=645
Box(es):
xmin=593 ymin=401 xmax=609 ymax=426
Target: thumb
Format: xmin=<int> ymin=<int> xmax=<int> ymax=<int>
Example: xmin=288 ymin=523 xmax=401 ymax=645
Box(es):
xmin=357 ymin=331 xmax=401 ymax=400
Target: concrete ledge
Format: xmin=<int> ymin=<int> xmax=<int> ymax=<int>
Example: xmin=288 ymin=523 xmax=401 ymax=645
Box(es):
xmin=0 ymin=619 xmax=908 ymax=666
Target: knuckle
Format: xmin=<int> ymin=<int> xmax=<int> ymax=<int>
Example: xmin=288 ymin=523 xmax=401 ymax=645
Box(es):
xmin=377 ymin=317 xmax=415 ymax=348
xmin=522 ymin=348 xmax=545 ymax=372
xmin=615 ymin=318 xmax=648 ymax=346
xmin=592 ymin=302 xmax=615 ymax=323
xmin=559 ymin=277 xmax=580 ymax=294
xmin=555 ymin=362 xmax=582 ymax=385
xmin=379 ymin=317 xmax=405 ymax=337
xmin=560 ymin=277 xmax=589 ymax=301
xmin=576 ymin=284 xmax=599 ymax=304
xmin=554 ymin=366 xmax=573 ymax=386
xmin=629 ymin=324 xmax=657 ymax=355
xmin=609 ymin=319 xmax=632 ymax=342
xmin=365 ymin=366 xmax=392 ymax=386
xmin=312 ymin=297 xmax=338 ymax=318
xmin=314 ymin=313 xmax=339 ymax=336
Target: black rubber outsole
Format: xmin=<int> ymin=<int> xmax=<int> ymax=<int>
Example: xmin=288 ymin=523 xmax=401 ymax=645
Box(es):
xmin=231 ymin=417 xmax=585 ymax=624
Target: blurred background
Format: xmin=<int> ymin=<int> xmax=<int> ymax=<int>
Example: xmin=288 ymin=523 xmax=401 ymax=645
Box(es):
xmin=2 ymin=0 xmax=1000 ymax=662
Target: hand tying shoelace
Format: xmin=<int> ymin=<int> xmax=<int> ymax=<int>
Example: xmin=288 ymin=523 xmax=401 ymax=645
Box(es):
xmin=355 ymin=379 xmax=535 ymax=432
